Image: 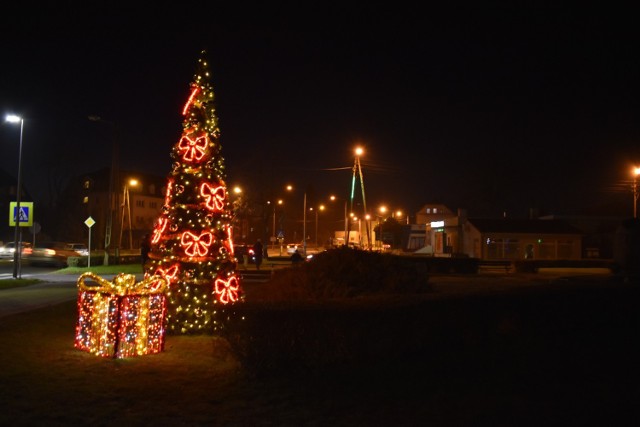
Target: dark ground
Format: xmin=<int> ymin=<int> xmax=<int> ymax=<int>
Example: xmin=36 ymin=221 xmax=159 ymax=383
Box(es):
xmin=0 ymin=274 xmax=638 ymax=426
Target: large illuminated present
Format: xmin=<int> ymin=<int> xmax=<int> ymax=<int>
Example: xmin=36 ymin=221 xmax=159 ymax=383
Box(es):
xmin=75 ymin=272 xmax=169 ymax=358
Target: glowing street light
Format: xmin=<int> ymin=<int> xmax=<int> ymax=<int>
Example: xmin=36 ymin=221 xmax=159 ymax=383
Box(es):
xmin=348 ymin=146 xmax=368 ymax=246
xmin=330 ymin=195 xmax=348 ymax=244
xmin=120 ymin=178 xmax=139 ymax=250
xmin=634 ymin=167 xmax=640 ymax=219
xmin=269 ymin=198 xmax=284 ymax=250
xmin=312 ymin=204 xmax=325 ymax=247
xmin=5 ymin=114 xmax=24 ymax=279
xmin=286 ymin=184 xmax=308 ymax=254
xmin=88 ymin=115 xmax=119 ymax=265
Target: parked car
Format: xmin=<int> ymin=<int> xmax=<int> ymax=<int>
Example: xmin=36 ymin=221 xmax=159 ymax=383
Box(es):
xmin=233 ymin=244 xmax=255 ymax=265
xmin=66 ymin=243 xmax=89 ymax=256
xmin=26 ymin=241 xmax=78 ymax=267
xmin=0 ymin=242 xmax=33 ymax=260
xmin=286 ymin=243 xmax=304 ymax=254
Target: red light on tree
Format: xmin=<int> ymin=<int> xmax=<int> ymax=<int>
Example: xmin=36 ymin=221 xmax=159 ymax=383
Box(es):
xmin=214 ymin=275 xmax=240 ymax=304
xmin=177 ymin=129 xmax=209 ymax=162
xmin=200 ymin=182 xmax=226 ymax=211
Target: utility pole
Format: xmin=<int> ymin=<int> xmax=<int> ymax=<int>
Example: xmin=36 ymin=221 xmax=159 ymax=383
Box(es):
xmin=347 ymin=147 xmax=368 ymax=248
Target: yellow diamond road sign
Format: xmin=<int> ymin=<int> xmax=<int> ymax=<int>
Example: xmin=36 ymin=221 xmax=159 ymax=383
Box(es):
xmin=85 ymin=216 xmax=95 ymax=228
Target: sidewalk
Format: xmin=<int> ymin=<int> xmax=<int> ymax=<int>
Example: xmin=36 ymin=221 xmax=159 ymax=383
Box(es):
xmin=0 ymin=271 xmax=147 ymax=319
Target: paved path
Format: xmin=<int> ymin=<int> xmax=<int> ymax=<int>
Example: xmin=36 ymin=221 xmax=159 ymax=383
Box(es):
xmin=0 ymin=273 xmax=147 ymax=319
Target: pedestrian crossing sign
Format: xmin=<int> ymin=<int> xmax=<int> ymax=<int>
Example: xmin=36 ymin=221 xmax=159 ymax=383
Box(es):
xmin=9 ymin=202 xmax=34 ymax=227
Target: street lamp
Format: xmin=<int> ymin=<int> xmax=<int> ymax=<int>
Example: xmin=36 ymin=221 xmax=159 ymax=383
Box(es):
xmin=634 ymin=167 xmax=640 ymax=219
xmin=377 ymin=206 xmax=388 ymax=250
xmin=5 ymin=114 xmax=24 ymax=279
xmin=330 ymin=195 xmax=348 ymax=245
xmin=268 ymin=198 xmax=283 ymax=250
xmin=312 ymin=204 xmax=325 ymax=247
xmin=88 ymin=115 xmax=119 ymax=265
xmin=120 ymin=178 xmax=138 ymax=250
xmin=348 ymin=146 xmax=368 ymax=247
xmin=365 ymin=213 xmax=372 ymax=249
xmin=286 ymin=184 xmax=307 ymax=255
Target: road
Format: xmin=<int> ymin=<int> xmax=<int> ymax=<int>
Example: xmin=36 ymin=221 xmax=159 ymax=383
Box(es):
xmin=0 ymin=262 xmax=76 ymax=318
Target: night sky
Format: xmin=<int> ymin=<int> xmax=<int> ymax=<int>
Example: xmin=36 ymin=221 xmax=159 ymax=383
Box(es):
xmin=2 ymin=7 xmax=640 ymax=220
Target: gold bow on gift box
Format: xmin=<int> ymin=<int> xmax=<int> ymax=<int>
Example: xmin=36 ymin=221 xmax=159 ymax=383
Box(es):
xmin=77 ymin=272 xmax=169 ymax=295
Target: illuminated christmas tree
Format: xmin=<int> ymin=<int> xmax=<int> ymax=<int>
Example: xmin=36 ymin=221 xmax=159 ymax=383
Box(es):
xmin=145 ymin=50 xmax=242 ymax=334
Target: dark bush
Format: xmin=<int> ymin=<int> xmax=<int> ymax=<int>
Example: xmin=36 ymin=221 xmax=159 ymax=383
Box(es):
xmin=250 ymin=247 xmax=431 ymax=301
xmin=222 ymin=248 xmax=433 ymax=372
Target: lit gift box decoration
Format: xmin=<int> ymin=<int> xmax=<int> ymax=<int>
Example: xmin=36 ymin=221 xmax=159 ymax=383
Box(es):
xmin=75 ymin=272 xmax=169 ymax=358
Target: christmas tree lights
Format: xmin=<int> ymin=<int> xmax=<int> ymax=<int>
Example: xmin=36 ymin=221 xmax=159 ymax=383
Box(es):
xmin=144 ymin=50 xmax=243 ymax=334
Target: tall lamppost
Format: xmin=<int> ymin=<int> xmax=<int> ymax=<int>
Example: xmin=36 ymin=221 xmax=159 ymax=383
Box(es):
xmin=303 ymin=191 xmax=307 ymax=255
xmin=634 ymin=167 xmax=640 ymax=219
xmin=120 ymin=178 xmax=138 ymax=250
xmin=5 ymin=114 xmax=24 ymax=279
xmin=269 ymin=198 xmax=283 ymax=250
xmin=365 ymin=213 xmax=372 ymax=249
xmin=88 ymin=115 xmax=119 ymax=265
xmin=286 ymin=184 xmax=307 ymax=255
xmin=330 ymin=195 xmax=348 ymax=245
xmin=230 ymin=186 xmax=245 ymax=241
xmin=348 ymin=146 xmax=368 ymax=247
xmin=378 ymin=205 xmax=388 ymax=250
xmin=311 ymin=204 xmax=325 ymax=247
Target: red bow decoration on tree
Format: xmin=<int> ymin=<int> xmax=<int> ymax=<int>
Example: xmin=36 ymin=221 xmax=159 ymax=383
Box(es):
xmin=180 ymin=231 xmax=213 ymax=257
xmin=144 ymin=264 xmax=179 ymax=291
xmin=154 ymin=265 xmax=180 ymax=283
xmin=200 ymin=182 xmax=226 ymax=211
xmin=215 ymin=275 xmax=240 ymax=304
xmin=177 ymin=129 xmax=209 ymax=162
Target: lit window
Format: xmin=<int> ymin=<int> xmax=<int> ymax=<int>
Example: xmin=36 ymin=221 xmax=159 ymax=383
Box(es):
xmin=433 ymin=208 xmax=438 ymax=213
xmin=83 ymin=196 xmax=89 ymax=204
xmin=83 ymin=180 xmax=91 ymax=189
xmin=426 ymin=208 xmax=431 ymax=213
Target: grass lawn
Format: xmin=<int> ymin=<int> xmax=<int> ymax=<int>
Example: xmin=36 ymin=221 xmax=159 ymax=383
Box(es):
xmin=0 ymin=264 xmax=143 ymax=290
xmin=0 ymin=278 xmax=41 ymax=289
xmin=1 ymin=250 xmax=637 ymax=425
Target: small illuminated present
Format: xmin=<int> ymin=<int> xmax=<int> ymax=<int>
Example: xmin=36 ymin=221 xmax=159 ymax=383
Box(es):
xmin=74 ymin=272 xmax=169 ymax=358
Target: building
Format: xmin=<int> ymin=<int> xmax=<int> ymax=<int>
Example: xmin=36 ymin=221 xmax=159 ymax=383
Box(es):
xmin=418 ymin=204 xmax=583 ymax=260
xmin=65 ymin=168 xmax=166 ymax=250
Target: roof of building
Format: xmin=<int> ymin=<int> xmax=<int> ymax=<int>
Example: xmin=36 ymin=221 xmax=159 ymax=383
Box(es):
xmin=467 ymin=218 xmax=582 ymax=235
